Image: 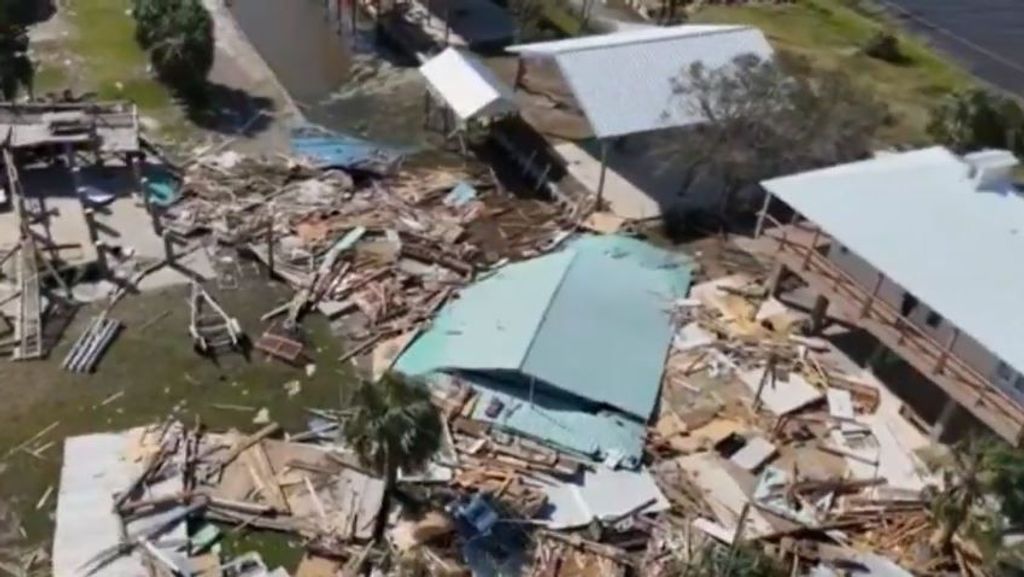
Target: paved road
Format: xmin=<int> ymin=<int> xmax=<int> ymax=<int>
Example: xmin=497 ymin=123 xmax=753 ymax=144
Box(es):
xmin=877 ymin=0 xmax=1024 ymax=96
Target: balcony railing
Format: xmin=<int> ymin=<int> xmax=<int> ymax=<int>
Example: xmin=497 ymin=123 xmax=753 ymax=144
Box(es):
xmin=759 ymin=213 xmax=1024 ymax=444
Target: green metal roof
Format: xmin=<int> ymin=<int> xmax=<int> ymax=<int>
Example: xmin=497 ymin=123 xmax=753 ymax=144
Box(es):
xmin=396 ymin=235 xmax=693 ymax=420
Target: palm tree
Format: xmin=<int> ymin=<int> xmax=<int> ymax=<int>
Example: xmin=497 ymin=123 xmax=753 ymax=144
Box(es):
xmin=343 ymin=373 xmax=442 ymax=492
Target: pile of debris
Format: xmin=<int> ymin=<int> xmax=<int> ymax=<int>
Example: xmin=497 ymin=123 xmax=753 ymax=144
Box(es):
xmin=645 ymin=272 xmax=975 ymax=576
xmin=161 ymin=151 xmax=567 ymax=367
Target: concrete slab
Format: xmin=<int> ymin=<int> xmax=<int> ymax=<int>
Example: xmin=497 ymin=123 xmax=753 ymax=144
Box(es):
xmin=553 ymin=141 xmax=660 ymax=220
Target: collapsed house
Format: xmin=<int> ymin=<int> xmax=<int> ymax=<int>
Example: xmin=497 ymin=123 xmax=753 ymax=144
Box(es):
xmin=396 ymin=234 xmax=694 ymax=468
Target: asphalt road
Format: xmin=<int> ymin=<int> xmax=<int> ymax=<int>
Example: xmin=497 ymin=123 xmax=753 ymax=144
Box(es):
xmin=877 ymin=0 xmax=1024 ymax=96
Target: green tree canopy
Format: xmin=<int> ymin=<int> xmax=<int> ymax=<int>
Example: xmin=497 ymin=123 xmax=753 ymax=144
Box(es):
xmin=133 ymin=0 xmax=213 ymax=95
xmin=668 ymin=54 xmax=886 ymax=221
xmin=0 ymin=0 xmax=33 ymax=100
xmin=928 ymin=88 xmax=1024 ymax=157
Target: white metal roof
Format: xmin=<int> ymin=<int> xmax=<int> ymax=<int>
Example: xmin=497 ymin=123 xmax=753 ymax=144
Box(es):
xmin=762 ymin=147 xmax=1024 ymax=375
xmin=419 ymin=47 xmax=516 ymax=122
xmin=507 ymin=25 xmax=774 ymax=139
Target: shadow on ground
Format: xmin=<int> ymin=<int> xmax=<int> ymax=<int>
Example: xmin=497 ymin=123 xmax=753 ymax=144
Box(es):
xmin=182 ymin=81 xmax=277 ymax=136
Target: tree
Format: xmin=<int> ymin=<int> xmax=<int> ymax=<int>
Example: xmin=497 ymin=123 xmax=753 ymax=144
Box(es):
xmin=133 ymin=0 xmax=213 ymax=95
xmin=343 ymin=373 xmax=442 ymax=492
xmin=0 ymin=1 xmax=32 ymax=100
xmin=133 ymin=0 xmax=175 ymax=48
xmin=928 ymin=88 xmax=1024 ymax=156
xmin=668 ymin=54 xmax=886 ymax=222
xmin=926 ymin=434 xmax=1024 ymax=573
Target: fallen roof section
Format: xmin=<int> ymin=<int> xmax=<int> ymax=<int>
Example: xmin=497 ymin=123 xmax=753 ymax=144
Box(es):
xmin=762 ymin=146 xmax=1024 ymax=377
xmin=507 ymin=25 xmax=774 ymax=139
xmin=396 ymin=234 xmax=694 ymax=420
xmin=419 ymin=48 xmax=517 ymax=122
xmin=53 ymin=428 xmax=186 ymax=577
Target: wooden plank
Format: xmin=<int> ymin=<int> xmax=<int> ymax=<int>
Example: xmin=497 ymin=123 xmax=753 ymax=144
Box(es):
xmin=729 ymin=437 xmax=777 ymax=472
xmin=241 ymin=441 xmax=290 ymax=514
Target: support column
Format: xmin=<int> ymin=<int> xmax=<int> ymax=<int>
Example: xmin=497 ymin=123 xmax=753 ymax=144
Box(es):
xmin=753 ymin=192 xmax=773 ymax=238
xmin=935 ymin=328 xmax=960 ymax=375
xmin=866 ymin=340 xmax=888 ymax=372
xmin=596 ymin=140 xmax=608 ymax=209
xmin=809 ymin=294 xmax=829 ymax=334
xmin=765 ymin=261 xmax=786 ymax=297
xmin=931 ymin=396 xmax=960 ymax=442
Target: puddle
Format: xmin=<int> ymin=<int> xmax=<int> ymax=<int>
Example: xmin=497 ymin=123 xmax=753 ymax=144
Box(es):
xmin=229 ymin=0 xmax=430 ymax=145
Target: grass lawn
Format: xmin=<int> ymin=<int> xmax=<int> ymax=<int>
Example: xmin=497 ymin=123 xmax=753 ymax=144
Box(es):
xmin=692 ymin=0 xmax=973 ymax=145
xmin=62 ymin=0 xmax=191 ymax=137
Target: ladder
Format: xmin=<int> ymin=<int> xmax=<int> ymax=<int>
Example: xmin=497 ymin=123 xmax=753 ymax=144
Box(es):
xmin=5 ymin=148 xmax=43 ymax=360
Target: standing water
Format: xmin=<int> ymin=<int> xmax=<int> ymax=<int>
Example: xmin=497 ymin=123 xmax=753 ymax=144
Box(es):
xmin=229 ymin=0 xmax=431 ymax=145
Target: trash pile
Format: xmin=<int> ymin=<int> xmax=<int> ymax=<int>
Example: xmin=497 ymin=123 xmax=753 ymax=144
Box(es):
xmin=647 ymin=272 xmax=966 ymax=576
xmin=19 ymin=138 xmax=976 ymax=576
xmin=160 ymin=149 xmax=567 ymax=367
xmin=45 ymin=267 xmax=981 ymax=577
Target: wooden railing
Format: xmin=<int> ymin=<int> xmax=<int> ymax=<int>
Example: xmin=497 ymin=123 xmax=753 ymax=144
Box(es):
xmin=761 ymin=215 xmax=1024 ymax=440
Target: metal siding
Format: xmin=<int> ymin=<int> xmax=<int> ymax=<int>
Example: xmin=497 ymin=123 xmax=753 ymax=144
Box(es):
xmin=763 ymin=147 xmax=1024 ymax=376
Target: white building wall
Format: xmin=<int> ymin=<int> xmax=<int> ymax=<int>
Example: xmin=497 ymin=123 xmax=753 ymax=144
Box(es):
xmin=826 ymin=242 xmax=1024 ymax=403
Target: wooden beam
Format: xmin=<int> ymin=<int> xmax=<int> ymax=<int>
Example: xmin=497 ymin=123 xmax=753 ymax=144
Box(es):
xmin=753 ymin=191 xmax=773 ymax=238
xmin=860 ymin=272 xmax=884 ymax=318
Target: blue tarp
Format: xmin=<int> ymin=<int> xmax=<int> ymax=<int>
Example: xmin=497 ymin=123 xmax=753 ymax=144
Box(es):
xmin=290 ymin=126 xmax=407 ymax=175
xmin=143 ymin=166 xmax=180 ymax=207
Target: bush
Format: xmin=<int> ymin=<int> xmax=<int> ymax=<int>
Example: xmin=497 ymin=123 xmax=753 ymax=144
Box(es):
xmin=863 ymin=31 xmax=907 ymax=64
xmin=134 ymin=0 xmax=213 ymax=96
xmin=928 ymin=89 xmax=1024 ymax=156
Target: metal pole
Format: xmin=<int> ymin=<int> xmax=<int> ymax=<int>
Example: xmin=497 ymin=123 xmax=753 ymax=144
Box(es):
xmin=596 ymin=140 xmax=608 ymax=209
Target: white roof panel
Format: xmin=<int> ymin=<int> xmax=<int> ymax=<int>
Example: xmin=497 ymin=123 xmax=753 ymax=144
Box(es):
xmin=762 ymin=147 xmax=1024 ymax=375
xmin=508 ymin=25 xmax=774 ymax=138
xmin=419 ymin=47 xmax=516 ymax=122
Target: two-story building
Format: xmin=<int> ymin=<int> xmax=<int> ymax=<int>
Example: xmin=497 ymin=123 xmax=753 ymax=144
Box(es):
xmin=755 ymin=146 xmax=1024 ymax=444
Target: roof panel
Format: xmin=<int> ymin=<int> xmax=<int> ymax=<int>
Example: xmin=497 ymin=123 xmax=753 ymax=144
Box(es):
xmin=419 ymin=48 xmax=517 ymax=121
xmin=397 ymin=235 xmax=693 ymax=420
xmin=762 ymin=147 xmax=1024 ymax=375
xmin=523 ymin=235 xmax=689 ymax=418
xmin=394 ymin=250 xmax=574 ymax=376
xmin=508 ymin=25 xmax=774 ymax=138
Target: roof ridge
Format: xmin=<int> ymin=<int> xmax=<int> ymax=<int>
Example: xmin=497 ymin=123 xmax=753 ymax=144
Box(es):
xmin=517 ymin=246 xmax=580 ymax=371
xmin=551 ymin=25 xmax=754 ymax=55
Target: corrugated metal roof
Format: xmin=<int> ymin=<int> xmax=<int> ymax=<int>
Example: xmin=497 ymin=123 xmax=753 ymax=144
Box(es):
xmin=396 ymin=234 xmax=693 ymax=420
xmin=762 ymin=146 xmax=1024 ymax=376
xmin=420 ymin=48 xmax=517 ymax=121
xmin=54 ymin=429 xmax=186 ymax=577
xmin=507 ymin=25 xmax=774 ymax=139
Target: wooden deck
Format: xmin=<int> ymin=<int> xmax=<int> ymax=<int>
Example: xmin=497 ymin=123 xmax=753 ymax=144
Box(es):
xmin=758 ymin=221 xmax=1024 ymax=445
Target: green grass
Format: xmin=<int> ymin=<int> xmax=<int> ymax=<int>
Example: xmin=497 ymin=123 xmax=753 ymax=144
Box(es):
xmin=64 ymin=0 xmax=189 ymax=135
xmin=0 ymin=275 xmax=355 ymax=565
xmin=32 ymin=62 xmax=69 ymax=95
xmin=692 ymin=0 xmax=973 ymax=144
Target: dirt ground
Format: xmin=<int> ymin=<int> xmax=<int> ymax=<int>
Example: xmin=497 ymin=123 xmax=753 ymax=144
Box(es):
xmin=0 ymin=263 xmax=353 ymax=564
